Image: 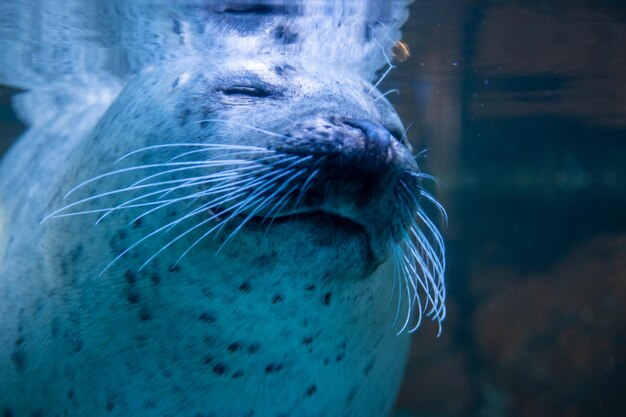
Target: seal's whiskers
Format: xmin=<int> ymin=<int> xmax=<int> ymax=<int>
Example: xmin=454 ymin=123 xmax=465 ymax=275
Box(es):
xmin=391 ymin=176 xmax=446 ymax=334
xmin=44 ymin=138 xmax=446 ymax=334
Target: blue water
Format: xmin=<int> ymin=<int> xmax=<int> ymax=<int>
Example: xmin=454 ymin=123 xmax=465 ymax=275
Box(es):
xmin=1 ymin=1 xmax=625 ymax=416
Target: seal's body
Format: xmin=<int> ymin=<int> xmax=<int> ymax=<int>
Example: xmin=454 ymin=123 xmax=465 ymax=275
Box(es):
xmin=0 ymin=2 xmax=445 ymax=416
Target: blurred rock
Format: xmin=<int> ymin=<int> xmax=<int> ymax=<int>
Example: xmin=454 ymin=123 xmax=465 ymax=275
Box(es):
xmin=473 ymin=234 xmax=626 ymax=417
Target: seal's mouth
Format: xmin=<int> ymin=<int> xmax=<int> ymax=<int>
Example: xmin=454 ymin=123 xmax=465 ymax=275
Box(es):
xmin=221 ymin=205 xmax=379 ymax=266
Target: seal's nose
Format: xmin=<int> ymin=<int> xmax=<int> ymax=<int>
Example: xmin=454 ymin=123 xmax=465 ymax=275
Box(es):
xmin=277 ymin=115 xmax=413 ymax=178
xmin=277 ymin=116 xmax=399 ymax=171
xmin=342 ymin=118 xmax=393 ymax=171
xmin=274 ymin=115 xmax=417 ymax=208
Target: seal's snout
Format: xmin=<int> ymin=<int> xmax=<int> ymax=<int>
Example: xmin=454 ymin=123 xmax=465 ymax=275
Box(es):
xmin=266 ymin=115 xmax=420 ymax=266
xmin=278 ymin=115 xmax=414 ymax=178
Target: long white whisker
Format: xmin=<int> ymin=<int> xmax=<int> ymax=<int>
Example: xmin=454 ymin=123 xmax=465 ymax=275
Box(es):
xmin=95 ymin=174 xmax=247 ymax=224
xmin=200 ymin=119 xmax=292 ymax=140
xmin=419 ymin=189 xmax=448 ymax=224
xmin=115 ymin=143 xmax=268 ymax=164
xmin=166 ymin=148 xmax=274 ymax=163
xmin=293 ymin=168 xmax=319 ymax=209
xmin=374 ymin=89 xmax=399 ymax=102
xmin=369 ymin=30 xmax=396 ymax=93
xmin=126 ymin=183 xmax=243 ymax=227
xmin=63 ymin=161 xmax=232 ymax=199
xmin=127 ymin=160 xmax=258 ymax=187
xmin=261 ymin=170 xmax=308 ymax=232
xmin=391 ymin=246 xmax=403 ymax=327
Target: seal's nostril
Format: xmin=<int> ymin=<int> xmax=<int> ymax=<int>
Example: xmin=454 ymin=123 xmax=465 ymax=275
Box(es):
xmin=343 ymin=118 xmax=392 ymax=151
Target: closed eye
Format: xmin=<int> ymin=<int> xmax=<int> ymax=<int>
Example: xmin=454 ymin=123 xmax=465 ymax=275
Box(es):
xmin=220 ymin=86 xmax=274 ymax=98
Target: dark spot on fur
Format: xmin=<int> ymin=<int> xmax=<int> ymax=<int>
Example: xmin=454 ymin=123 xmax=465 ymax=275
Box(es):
xmin=253 ymin=251 xmax=277 ymax=267
xmin=14 ymin=336 xmax=24 ymax=346
xmin=51 ymin=316 xmax=61 ymax=338
xmin=247 ymin=343 xmax=260 ymax=354
xmin=322 ymin=292 xmax=332 ymax=305
xmin=135 ymin=334 xmax=149 ymax=347
xmin=239 ymin=282 xmax=251 ymax=293
xmin=305 ymin=384 xmax=317 ymax=397
xmin=305 ymin=284 xmax=316 ymax=291
xmin=70 ymin=244 xmax=84 ymax=262
xmin=68 ymin=390 xmax=74 ymax=399
xmin=272 ymin=25 xmax=298 ymax=44
xmin=132 ymin=217 xmax=143 ymax=229
xmin=265 ymin=363 xmax=284 ymax=374
xmin=204 ymin=334 xmax=217 ymax=347
xmin=364 ymin=357 xmax=376 ymax=375
xmin=363 ymin=24 xmax=373 ymax=42
xmin=138 ymin=307 xmax=152 ymax=321
xmin=346 ymin=386 xmax=358 ymax=404
xmin=302 ymin=336 xmax=314 ymax=346
xmin=201 ymin=287 xmax=214 ymax=299
xmin=124 ymin=270 xmax=137 ymax=284
xmin=105 ymin=394 xmax=116 ymax=412
xmin=72 ymin=338 xmax=83 ymax=353
xmin=144 ymin=398 xmax=157 ymax=409
xmin=179 ymin=108 xmax=192 ymax=126
xmin=150 ymin=273 xmax=161 ymax=286
xmin=108 ymin=235 xmax=122 ymax=252
xmin=199 ymin=312 xmax=216 ymax=323
xmin=274 ymin=65 xmax=295 ymax=75
xmin=126 ymin=289 xmax=140 ymax=304
xmin=11 ymin=349 xmax=26 ymax=371
xmin=169 ymin=264 xmax=181 ymax=273
xmin=227 ymin=342 xmax=241 ymax=353
xmin=336 ymin=353 xmax=344 ymax=362
xmin=200 ymin=121 xmax=209 ymax=129
xmin=232 ymin=370 xmax=244 ymax=379
xmin=213 ymin=363 xmax=228 ymax=375
xmin=3 ymin=409 xmax=14 ymax=417
xmin=60 ymin=258 xmax=71 ymax=278
xmin=271 ymin=294 xmax=284 ymax=304
xmin=171 ymin=17 xmax=182 ymax=35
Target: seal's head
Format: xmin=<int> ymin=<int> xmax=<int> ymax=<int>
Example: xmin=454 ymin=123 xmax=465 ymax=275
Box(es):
xmin=41 ymin=54 xmax=445 ymax=415
xmin=54 ymin=55 xmax=444 ymax=330
xmin=2 ymin=2 xmax=444 ymax=416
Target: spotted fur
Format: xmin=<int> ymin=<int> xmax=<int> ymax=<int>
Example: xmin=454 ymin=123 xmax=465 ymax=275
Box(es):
xmin=0 ymin=2 xmax=443 ymax=416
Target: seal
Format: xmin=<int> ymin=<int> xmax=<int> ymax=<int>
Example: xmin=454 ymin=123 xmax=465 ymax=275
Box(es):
xmin=0 ymin=3 xmax=445 ymax=417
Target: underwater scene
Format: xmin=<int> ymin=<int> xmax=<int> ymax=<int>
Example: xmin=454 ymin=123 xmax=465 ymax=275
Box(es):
xmin=0 ymin=1 xmax=624 ymax=416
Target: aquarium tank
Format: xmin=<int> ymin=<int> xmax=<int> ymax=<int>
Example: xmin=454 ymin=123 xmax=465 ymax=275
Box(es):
xmin=0 ymin=1 xmax=624 ymax=416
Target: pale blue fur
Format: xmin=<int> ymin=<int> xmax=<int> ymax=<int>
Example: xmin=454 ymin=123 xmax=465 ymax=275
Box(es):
xmin=0 ymin=2 xmax=444 ymax=416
